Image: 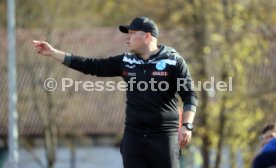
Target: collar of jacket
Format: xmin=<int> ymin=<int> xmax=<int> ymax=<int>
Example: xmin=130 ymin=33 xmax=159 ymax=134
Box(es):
xmin=132 ymin=45 xmax=180 ymax=63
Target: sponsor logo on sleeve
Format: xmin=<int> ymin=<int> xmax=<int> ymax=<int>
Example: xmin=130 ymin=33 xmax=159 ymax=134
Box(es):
xmin=123 ymin=71 xmax=136 ymax=77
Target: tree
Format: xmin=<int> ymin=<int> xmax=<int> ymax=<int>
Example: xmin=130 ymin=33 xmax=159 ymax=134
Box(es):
xmin=17 ymin=1 xmax=70 ymax=167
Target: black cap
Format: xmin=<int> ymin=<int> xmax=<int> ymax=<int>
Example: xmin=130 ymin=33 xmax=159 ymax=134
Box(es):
xmin=119 ymin=17 xmax=159 ymax=38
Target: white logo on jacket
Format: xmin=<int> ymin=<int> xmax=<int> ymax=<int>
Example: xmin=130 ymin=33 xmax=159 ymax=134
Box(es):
xmin=126 ymin=64 xmax=136 ymax=69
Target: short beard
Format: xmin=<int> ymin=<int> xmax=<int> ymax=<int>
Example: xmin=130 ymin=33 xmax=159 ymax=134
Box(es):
xmin=129 ymin=48 xmax=140 ymax=55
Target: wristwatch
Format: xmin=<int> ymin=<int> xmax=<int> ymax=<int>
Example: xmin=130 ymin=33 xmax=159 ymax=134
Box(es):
xmin=182 ymin=123 xmax=193 ymax=131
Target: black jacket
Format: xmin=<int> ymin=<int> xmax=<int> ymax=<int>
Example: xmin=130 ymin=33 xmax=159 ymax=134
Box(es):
xmin=64 ymin=45 xmax=197 ymax=134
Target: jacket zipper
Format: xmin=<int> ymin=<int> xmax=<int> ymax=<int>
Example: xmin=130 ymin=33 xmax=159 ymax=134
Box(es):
xmin=142 ymin=64 xmax=150 ymax=129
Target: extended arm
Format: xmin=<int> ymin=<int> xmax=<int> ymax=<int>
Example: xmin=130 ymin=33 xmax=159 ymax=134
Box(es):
xmin=32 ymin=40 xmax=123 ymax=77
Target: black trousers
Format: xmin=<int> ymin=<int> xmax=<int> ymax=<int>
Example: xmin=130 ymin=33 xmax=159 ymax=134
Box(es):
xmin=120 ymin=129 xmax=180 ymax=168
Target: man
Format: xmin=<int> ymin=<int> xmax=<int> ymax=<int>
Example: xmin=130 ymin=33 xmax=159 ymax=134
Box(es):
xmin=252 ymin=123 xmax=276 ymax=168
xmin=33 ymin=16 xmax=197 ymax=168
xmin=253 ymin=138 xmax=276 ymax=168
xmin=260 ymin=123 xmax=276 ymax=147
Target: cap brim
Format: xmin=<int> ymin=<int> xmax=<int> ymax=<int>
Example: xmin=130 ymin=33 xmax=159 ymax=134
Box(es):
xmin=119 ymin=25 xmax=130 ymax=33
xmin=119 ymin=25 xmax=140 ymax=33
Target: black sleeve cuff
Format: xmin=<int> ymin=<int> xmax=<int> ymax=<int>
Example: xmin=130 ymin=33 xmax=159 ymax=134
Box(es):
xmin=62 ymin=53 xmax=72 ymax=66
xmin=184 ymin=105 xmax=197 ymax=113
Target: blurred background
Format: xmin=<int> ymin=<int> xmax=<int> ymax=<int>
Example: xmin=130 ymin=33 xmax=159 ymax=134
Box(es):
xmin=0 ymin=0 xmax=276 ymax=168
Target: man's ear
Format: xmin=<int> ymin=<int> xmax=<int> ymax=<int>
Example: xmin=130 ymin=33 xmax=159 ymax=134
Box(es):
xmin=145 ymin=32 xmax=152 ymax=42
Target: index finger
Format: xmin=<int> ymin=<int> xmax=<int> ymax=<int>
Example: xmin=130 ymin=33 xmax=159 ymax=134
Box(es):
xmin=32 ymin=40 xmax=45 ymax=46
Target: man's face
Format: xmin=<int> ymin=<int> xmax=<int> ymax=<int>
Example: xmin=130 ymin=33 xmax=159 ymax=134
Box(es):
xmin=260 ymin=130 xmax=276 ymax=146
xmin=125 ymin=30 xmax=147 ymax=54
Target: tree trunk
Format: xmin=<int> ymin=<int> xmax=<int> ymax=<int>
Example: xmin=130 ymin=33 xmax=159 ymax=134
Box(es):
xmin=189 ymin=0 xmax=209 ymax=166
xmin=214 ymin=88 xmax=227 ymax=168
xmin=214 ymin=0 xmax=234 ymax=166
xmin=45 ymin=124 xmax=57 ymax=168
xmin=202 ymin=135 xmax=210 ymax=168
xmin=200 ymin=90 xmax=210 ymax=168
